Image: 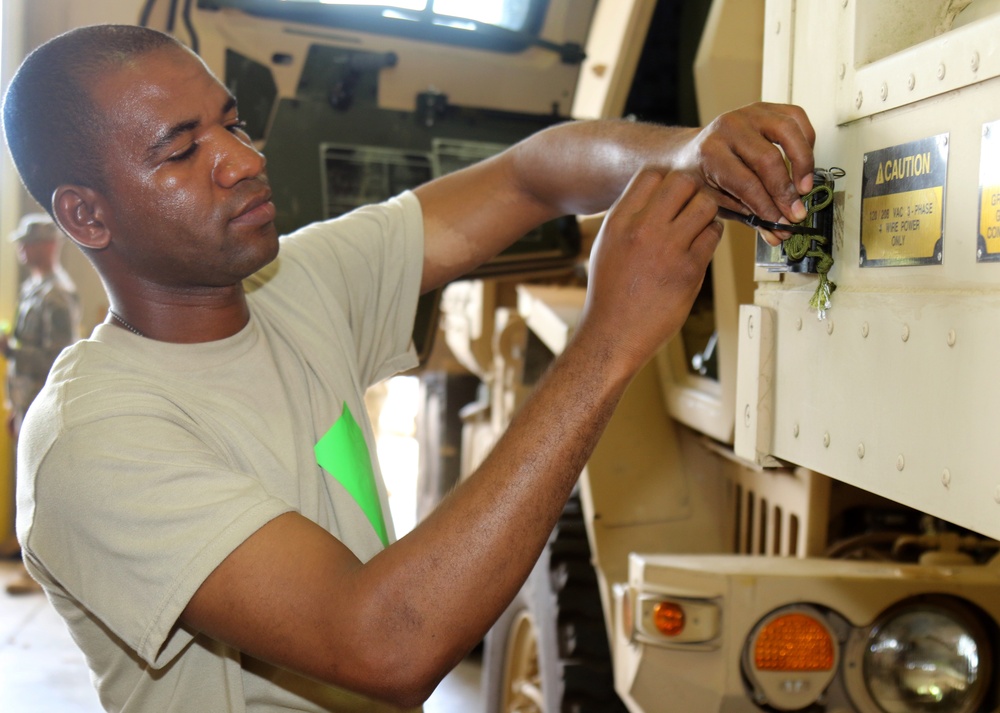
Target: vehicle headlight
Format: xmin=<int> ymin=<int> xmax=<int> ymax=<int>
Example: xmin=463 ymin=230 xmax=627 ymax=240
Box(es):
xmin=742 ymin=605 xmax=839 ymax=711
xmin=863 ymin=602 xmax=991 ymax=713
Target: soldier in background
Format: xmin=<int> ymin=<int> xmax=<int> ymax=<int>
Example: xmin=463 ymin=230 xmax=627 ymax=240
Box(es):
xmin=2 ymin=213 xmax=80 ymax=594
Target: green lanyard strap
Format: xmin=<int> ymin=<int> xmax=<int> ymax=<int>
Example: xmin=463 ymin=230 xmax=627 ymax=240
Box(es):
xmin=784 ymin=184 xmax=836 ymax=319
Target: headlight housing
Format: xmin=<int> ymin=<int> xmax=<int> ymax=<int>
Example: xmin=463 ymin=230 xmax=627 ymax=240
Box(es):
xmin=855 ymin=598 xmax=993 ymax=713
xmin=742 ymin=605 xmax=840 ymax=711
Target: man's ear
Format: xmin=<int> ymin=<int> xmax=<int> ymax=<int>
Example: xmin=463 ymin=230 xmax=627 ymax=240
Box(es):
xmin=52 ymin=185 xmax=113 ymax=250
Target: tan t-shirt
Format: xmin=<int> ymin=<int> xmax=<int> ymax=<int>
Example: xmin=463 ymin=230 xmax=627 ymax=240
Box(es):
xmin=16 ymin=193 xmax=424 ymax=712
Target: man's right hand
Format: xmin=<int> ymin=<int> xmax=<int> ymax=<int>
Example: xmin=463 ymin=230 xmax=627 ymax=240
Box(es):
xmin=577 ymin=170 xmax=723 ymax=378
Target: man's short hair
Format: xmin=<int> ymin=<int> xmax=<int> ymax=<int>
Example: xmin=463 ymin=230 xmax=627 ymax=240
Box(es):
xmin=2 ymin=25 xmax=182 ymax=213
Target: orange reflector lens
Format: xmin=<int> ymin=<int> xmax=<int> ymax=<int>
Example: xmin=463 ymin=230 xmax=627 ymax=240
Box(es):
xmin=652 ymin=601 xmax=685 ymax=637
xmin=753 ymin=613 xmax=834 ymax=671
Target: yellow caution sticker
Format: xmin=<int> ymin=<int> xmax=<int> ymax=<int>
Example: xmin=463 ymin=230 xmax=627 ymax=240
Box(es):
xmin=860 ymin=135 xmax=948 ymax=267
xmin=977 ymin=120 xmax=1000 ymax=261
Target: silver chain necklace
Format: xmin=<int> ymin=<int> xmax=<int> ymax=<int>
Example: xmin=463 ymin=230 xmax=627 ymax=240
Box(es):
xmin=108 ymin=309 xmax=145 ymax=338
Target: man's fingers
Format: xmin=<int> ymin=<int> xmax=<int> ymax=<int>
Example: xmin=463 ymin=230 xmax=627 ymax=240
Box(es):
xmin=755 ymin=102 xmax=816 ymax=195
xmin=610 ymin=171 xmax=723 ymax=256
xmin=700 ymin=102 xmax=816 ymax=226
xmin=692 ymin=219 xmax=724 ymax=259
xmin=758 ymin=228 xmax=781 ymax=247
xmin=735 ymin=137 xmax=807 ymax=223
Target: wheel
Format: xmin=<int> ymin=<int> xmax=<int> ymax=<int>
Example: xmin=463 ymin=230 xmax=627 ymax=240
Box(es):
xmin=483 ymin=495 xmax=628 ymax=713
xmin=497 ymin=599 xmax=544 ymax=713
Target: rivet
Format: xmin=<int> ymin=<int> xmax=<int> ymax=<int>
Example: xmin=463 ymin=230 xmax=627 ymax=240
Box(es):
xmin=896 ymin=454 xmax=905 ymax=471
xmin=880 ymin=82 xmax=888 ymax=101
xmin=857 ymin=443 xmax=865 ymax=459
xmin=793 ymin=423 xmax=800 ymax=438
xmin=942 ymin=469 xmax=951 ymax=488
xmin=796 ymin=317 xmax=803 ymax=331
xmin=861 ymin=322 xmax=870 ymax=338
xmin=747 ymin=314 xmax=755 ymax=339
xmin=971 ymin=51 xmax=980 ymax=72
xmin=856 ymin=91 xmax=864 ymax=109
xmin=744 ymin=404 xmax=752 ymax=427
xmin=985 ymin=125 xmax=992 ymax=138
xmin=823 ymin=432 xmax=831 ymax=448
xmin=937 ymin=63 xmax=946 ymax=80
xmin=947 ymin=329 xmax=956 ymax=347
xmin=776 ymin=20 xmax=782 ymax=34
xmin=827 ymin=320 xmax=835 ymax=335
xmin=907 ymin=73 xmax=916 ymax=90
xmin=839 ymin=63 xmax=846 ymax=80
xmin=901 ymin=324 xmax=910 ymax=342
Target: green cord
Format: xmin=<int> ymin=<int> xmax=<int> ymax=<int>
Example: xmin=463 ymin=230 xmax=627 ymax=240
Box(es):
xmin=785 ymin=185 xmax=836 ymax=319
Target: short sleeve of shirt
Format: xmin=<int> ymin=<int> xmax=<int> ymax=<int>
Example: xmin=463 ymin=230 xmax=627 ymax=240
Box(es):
xmin=26 ymin=408 xmax=295 ymax=666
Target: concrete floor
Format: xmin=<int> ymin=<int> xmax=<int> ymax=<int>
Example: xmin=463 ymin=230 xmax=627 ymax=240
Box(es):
xmin=0 ymin=559 xmax=483 ymax=712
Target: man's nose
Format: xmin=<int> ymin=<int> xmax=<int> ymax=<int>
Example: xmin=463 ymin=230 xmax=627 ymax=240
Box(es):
xmin=212 ymin=131 xmax=266 ymax=187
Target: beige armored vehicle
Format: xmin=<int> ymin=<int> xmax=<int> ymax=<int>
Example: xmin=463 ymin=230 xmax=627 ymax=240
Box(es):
xmin=436 ymin=2 xmax=1000 ymax=713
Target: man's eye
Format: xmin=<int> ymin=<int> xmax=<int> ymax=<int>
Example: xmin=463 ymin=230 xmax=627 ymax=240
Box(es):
xmin=227 ymin=120 xmax=248 ymax=135
xmin=167 ymin=144 xmax=197 ymax=162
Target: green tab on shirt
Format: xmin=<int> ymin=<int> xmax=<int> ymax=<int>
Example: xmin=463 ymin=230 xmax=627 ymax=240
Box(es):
xmin=314 ymin=402 xmax=388 ymax=547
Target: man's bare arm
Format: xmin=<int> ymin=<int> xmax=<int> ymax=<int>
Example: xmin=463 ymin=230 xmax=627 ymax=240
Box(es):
xmin=416 ymin=102 xmax=815 ymax=293
xmin=182 ymin=171 xmax=724 ymax=708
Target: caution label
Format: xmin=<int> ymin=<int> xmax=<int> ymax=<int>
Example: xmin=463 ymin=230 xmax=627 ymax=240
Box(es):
xmin=861 ymin=135 xmax=948 ymax=267
xmin=978 ymin=120 xmax=1000 ymax=262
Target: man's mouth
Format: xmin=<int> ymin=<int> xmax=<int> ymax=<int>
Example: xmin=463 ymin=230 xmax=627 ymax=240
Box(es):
xmin=231 ymin=188 xmax=276 ymax=227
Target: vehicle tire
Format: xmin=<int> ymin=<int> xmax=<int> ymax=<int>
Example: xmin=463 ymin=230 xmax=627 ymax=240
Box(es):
xmin=482 ymin=495 xmax=628 ymax=713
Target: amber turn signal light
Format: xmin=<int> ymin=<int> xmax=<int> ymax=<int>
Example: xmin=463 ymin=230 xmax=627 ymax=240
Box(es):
xmin=652 ymin=601 xmax=686 ymax=637
xmin=753 ymin=612 xmax=835 ymax=672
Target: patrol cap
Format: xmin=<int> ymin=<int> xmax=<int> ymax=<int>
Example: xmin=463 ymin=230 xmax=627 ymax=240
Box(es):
xmin=9 ymin=213 xmax=58 ymax=244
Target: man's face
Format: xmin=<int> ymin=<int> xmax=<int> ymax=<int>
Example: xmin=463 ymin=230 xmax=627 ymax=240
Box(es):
xmin=91 ymin=45 xmax=279 ymax=290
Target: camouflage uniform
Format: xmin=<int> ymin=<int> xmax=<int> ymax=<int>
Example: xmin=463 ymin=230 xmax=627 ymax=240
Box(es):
xmin=6 ymin=265 xmax=80 ymax=434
